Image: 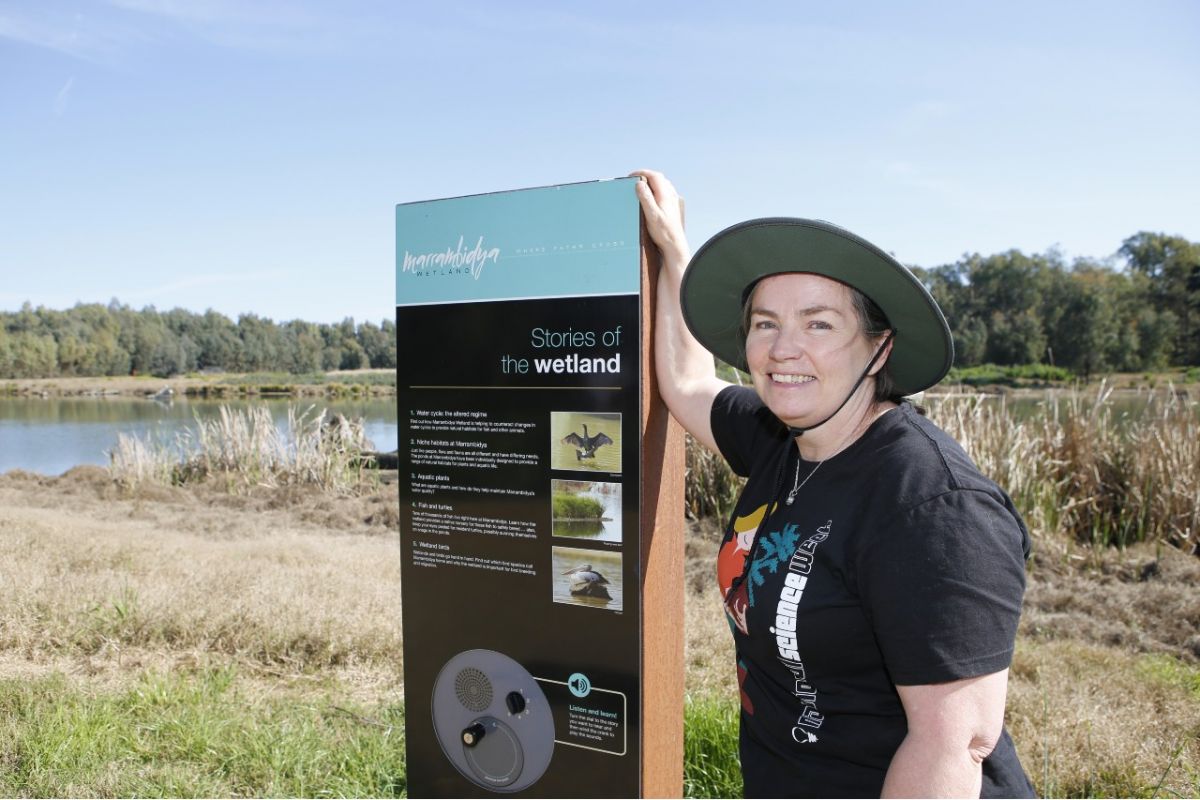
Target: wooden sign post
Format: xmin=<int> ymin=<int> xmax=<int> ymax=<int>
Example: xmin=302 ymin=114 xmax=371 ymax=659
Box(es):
xmin=395 ymin=178 xmax=684 ymax=798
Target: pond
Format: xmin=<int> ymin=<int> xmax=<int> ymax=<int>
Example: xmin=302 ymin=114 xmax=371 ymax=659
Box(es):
xmin=0 ymin=396 xmax=398 ymax=476
xmin=551 ymin=479 xmax=623 ymax=543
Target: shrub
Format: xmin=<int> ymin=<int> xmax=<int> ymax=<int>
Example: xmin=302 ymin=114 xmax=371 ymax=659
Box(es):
xmin=109 ymin=405 xmax=373 ymax=495
xmin=552 ymin=493 xmax=604 ymax=519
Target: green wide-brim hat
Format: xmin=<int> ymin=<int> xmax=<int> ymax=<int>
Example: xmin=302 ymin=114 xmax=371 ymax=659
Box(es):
xmin=681 ymin=217 xmax=953 ymax=396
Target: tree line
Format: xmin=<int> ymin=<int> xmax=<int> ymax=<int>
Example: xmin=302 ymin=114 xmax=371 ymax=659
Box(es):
xmin=0 ymin=302 xmax=396 ymax=379
xmin=914 ymin=231 xmax=1198 ymax=375
xmin=1 ymin=231 xmax=1196 ymax=381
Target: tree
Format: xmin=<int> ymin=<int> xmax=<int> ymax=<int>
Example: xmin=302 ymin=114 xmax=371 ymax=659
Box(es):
xmin=0 ymin=326 xmax=11 ymax=377
xmin=1049 ymin=267 xmax=1120 ymax=377
xmin=1134 ymin=308 xmax=1178 ymax=370
xmin=236 ymin=314 xmax=281 ymax=372
xmin=986 ymin=310 xmax=1046 ymax=366
xmin=358 ymin=320 xmax=396 ymax=368
xmin=7 ymin=332 xmax=57 ymax=378
xmin=191 ymin=310 xmax=242 ymax=371
xmin=280 ymin=320 xmax=324 ymax=374
xmin=1120 ymin=232 xmax=1200 ymax=364
xmin=952 ymin=316 xmax=988 ymax=366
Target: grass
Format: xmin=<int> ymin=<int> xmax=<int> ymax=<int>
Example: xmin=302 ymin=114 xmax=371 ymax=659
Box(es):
xmin=217 ymin=371 xmax=396 ymax=389
xmin=0 ymin=476 xmax=403 ymax=672
xmin=551 ymin=492 xmax=605 ymax=519
xmin=946 ymin=363 xmax=1075 ymax=386
xmin=684 ymin=386 xmax=1199 ymax=553
xmin=930 ymin=387 xmax=1198 ymax=552
xmin=679 ymin=601 xmax=1200 ymax=800
xmin=1006 ymin=641 xmax=1200 ymax=798
xmin=683 ymin=695 xmax=744 ymax=799
xmin=3 ymin=653 xmax=1194 ymax=799
xmin=5 ymin=386 xmax=1200 ymax=797
xmin=0 ymin=669 xmax=752 ymax=799
xmin=0 ymin=669 xmax=406 ymax=798
xmin=109 ymin=404 xmax=376 ymax=496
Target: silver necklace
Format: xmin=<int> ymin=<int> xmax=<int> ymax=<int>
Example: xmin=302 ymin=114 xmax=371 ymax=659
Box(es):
xmin=785 ymin=457 xmax=825 ymax=506
xmin=784 ymin=414 xmax=876 ymax=506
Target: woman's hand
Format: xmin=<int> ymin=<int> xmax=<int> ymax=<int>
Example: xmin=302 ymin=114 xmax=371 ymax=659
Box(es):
xmin=631 ymin=169 xmax=689 ymax=264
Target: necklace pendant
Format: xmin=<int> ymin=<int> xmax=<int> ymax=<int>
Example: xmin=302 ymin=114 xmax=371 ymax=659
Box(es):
xmin=785 ymin=496 xmax=794 ymax=506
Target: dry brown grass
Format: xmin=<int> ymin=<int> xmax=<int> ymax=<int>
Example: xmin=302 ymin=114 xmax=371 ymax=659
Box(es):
xmin=685 ymin=519 xmax=736 ymax=701
xmin=928 ymin=388 xmax=1199 ymax=553
xmin=685 ymin=388 xmax=1200 ymax=553
xmin=0 ymin=467 xmax=402 ymax=701
xmin=1009 ymin=640 xmax=1200 ymax=798
xmin=2 ymin=458 xmax=1197 ymax=796
xmin=110 ymin=404 xmax=377 ymax=495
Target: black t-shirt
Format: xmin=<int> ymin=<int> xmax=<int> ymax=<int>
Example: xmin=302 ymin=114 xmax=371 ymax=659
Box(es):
xmin=711 ymin=387 xmax=1035 ymax=799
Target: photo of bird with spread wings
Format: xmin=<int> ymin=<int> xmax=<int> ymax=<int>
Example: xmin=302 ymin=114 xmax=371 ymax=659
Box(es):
xmin=561 ymin=424 xmax=613 ymax=461
xmin=550 ymin=411 xmax=621 ymax=473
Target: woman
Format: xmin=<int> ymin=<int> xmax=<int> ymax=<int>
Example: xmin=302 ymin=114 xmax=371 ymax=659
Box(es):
xmin=633 ymin=170 xmax=1035 ymax=799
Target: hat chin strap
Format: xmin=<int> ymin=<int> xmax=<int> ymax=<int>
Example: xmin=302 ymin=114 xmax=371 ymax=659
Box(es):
xmin=785 ymin=331 xmax=895 ymax=438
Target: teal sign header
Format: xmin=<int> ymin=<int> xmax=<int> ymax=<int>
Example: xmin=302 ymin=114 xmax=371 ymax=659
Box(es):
xmin=395 ymin=178 xmax=641 ymax=306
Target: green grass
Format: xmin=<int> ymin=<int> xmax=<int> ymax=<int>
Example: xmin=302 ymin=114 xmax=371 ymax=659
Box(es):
xmin=224 ymin=372 xmax=328 ymax=386
xmin=1137 ymin=654 xmax=1200 ymax=698
xmin=186 ymin=371 xmax=396 ymax=397
xmin=551 ymin=492 xmax=605 ymax=519
xmin=326 ymin=372 xmax=396 ymax=388
xmin=946 ymin=363 xmax=1075 ymax=386
xmin=0 ymin=668 xmax=406 ymax=798
xmin=2 ymin=669 xmax=741 ymax=798
xmin=1 ymin=666 xmax=1193 ymax=797
xmin=683 ymin=695 xmax=743 ymax=799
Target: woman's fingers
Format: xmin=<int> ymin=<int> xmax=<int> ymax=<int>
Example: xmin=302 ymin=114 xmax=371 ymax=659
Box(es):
xmin=630 ymin=169 xmax=687 ymax=257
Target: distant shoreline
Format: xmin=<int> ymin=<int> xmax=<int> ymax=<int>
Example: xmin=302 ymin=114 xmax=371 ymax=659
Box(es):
xmin=2 ymin=369 xmax=397 ymax=398
xmin=2 ymin=368 xmax=1195 ymax=400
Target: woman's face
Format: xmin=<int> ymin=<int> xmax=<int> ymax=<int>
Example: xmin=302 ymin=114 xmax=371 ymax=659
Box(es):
xmin=744 ymin=273 xmax=882 ymax=430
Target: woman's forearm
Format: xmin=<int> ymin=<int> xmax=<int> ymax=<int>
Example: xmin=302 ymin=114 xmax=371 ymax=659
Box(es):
xmin=634 ymin=171 xmax=727 ymax=450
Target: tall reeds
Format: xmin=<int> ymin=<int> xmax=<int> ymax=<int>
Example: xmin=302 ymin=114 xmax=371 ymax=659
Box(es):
xmin=684 ymin=388 xmax=1199 ymax=554
xmin=109 ymin=405 xmax=374 ymax=495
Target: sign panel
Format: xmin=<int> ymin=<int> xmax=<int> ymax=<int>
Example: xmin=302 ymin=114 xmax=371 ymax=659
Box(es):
xmin=396 ymin=179 xmax=644 ymax=797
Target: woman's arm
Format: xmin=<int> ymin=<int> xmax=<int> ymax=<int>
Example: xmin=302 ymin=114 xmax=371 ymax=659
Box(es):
xmin=882 ymin=669 xmax=1010 ymax=798
xmin=631 ymin=169 xmax=729 ymax=453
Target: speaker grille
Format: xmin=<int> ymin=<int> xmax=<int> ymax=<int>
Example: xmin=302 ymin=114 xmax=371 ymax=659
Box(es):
xmin=454 ymin=667 xmax=493 ymax=712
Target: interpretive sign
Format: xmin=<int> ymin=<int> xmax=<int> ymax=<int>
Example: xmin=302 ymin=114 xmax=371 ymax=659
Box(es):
xmin=395 ymin=179 xmax=683 ymax=798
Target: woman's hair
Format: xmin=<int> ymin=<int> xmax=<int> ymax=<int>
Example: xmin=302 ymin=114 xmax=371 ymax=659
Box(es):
xmin=740 ymin=278 xmax=907 ymax=406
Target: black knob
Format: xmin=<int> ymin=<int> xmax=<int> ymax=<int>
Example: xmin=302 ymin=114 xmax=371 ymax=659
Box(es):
xmin=462 ymin=722 xmax=486 ymax=747
xmin=505 ymin=691 xmax=526 ymax=715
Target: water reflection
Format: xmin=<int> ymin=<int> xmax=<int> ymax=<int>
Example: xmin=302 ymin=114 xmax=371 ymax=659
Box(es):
xmin=554 ymin=520 xmax=607 ymax=538
xmin=550 ymin=479 xmax=622 ymax=543
xmin=0 ymin=397 xmax=398 ymax=475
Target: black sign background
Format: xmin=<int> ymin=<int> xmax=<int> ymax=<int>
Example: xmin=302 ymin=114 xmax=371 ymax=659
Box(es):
xmin=398 ymin=295 xmax=642 ymax=797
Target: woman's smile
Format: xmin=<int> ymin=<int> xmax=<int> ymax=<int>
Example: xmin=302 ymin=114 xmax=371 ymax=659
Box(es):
xmin=769 ymin=372 xmax=816 ymax=385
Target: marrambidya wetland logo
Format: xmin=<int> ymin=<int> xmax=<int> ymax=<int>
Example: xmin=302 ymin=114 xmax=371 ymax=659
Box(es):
xmin=401 ymin=235 xmax=500 ymax=280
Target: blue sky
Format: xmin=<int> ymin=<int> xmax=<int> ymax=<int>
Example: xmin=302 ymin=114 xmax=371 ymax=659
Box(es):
xmin=2 ymin=0 xmax=1197 ymax=325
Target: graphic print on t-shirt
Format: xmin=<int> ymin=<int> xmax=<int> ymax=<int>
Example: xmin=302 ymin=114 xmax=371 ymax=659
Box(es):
xmin=717 ymin=502 xmax=776 ymax=635
xmin=768 ymin=520 xmax=832 ymax=744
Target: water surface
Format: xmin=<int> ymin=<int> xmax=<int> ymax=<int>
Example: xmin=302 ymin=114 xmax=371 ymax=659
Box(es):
xmin=0 ymin=396 xmax=397 ymax=475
